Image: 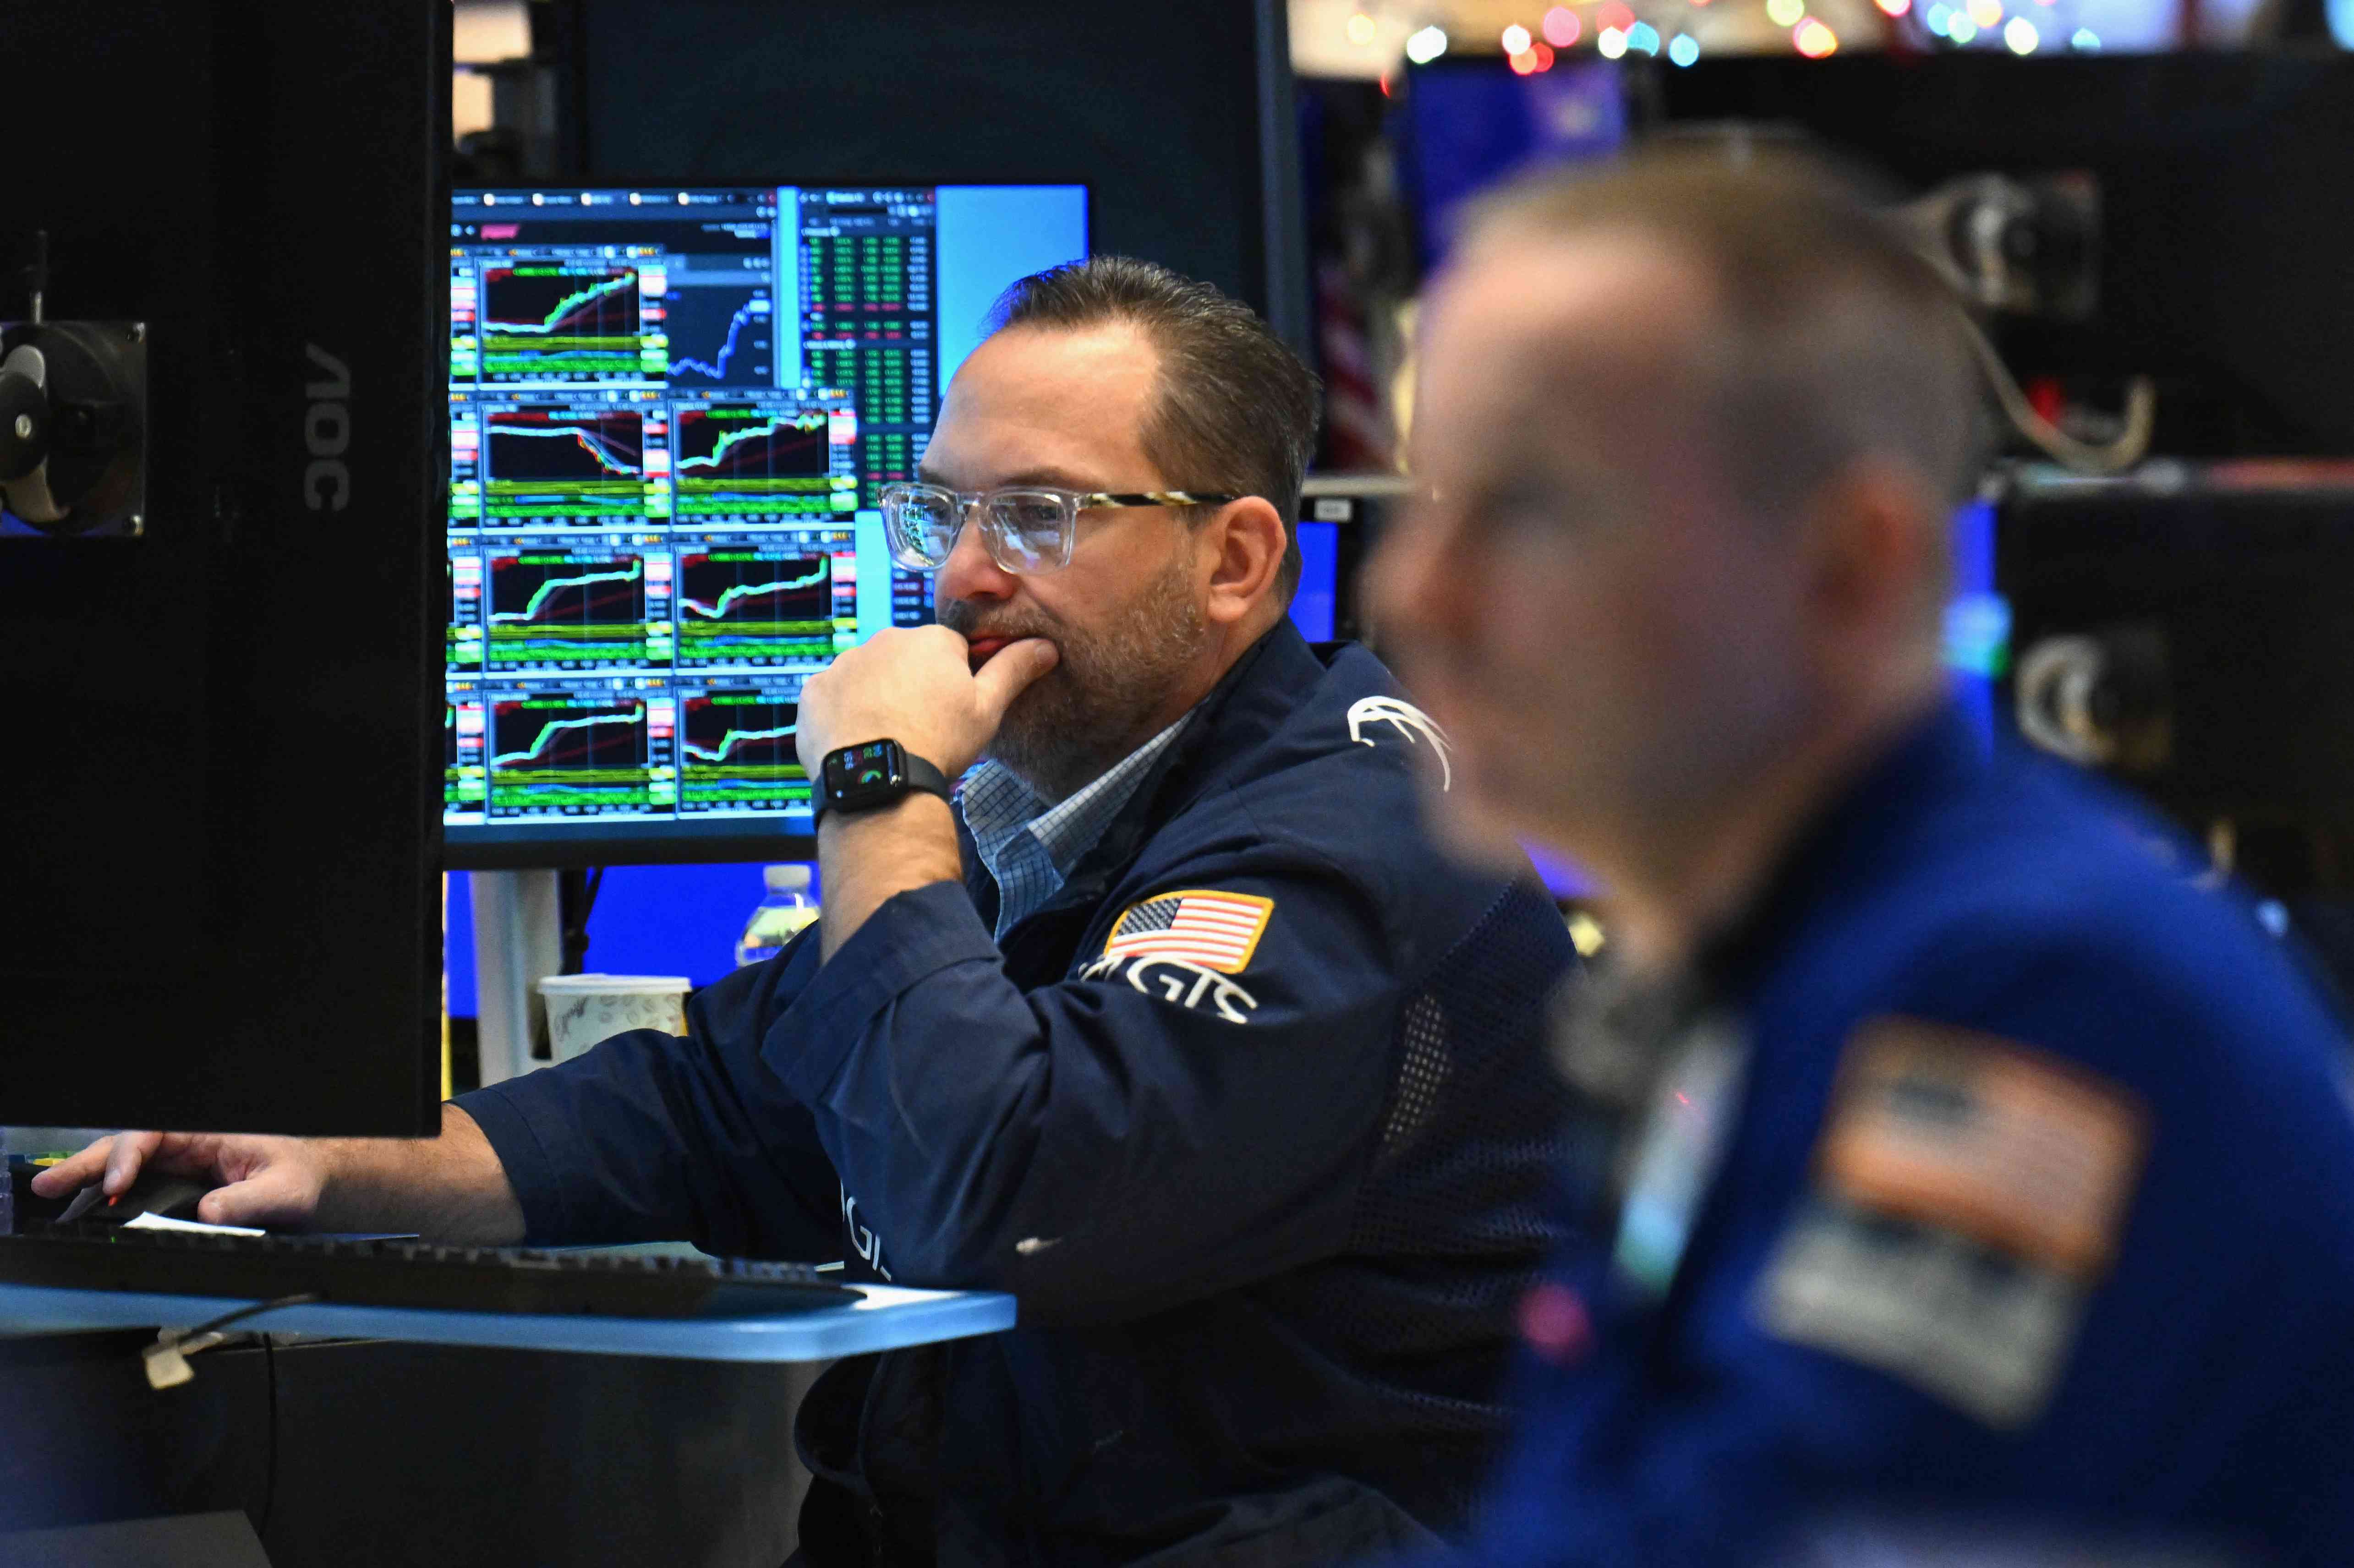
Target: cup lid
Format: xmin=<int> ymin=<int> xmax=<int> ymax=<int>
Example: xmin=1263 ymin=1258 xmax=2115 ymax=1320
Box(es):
xmin=536 ymin=973 xmax=692 ymax=995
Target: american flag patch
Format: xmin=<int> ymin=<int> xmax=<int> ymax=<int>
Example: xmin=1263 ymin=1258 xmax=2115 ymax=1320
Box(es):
xmin=1102 ymin=889 xmax=1275 ymax=974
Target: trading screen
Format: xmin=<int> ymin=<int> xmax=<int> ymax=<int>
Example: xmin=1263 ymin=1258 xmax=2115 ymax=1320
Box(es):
xmin=444 ymin=185 xmax=1087 ymax=854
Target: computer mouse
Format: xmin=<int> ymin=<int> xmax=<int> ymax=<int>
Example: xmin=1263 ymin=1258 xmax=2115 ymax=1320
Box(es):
xmin=57 ymin=1170 xmax=219 ymax=1225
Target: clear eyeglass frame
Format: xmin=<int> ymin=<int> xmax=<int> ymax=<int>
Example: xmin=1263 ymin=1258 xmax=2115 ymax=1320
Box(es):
xmin=878 ymin=482 xmax=1241 ymax=575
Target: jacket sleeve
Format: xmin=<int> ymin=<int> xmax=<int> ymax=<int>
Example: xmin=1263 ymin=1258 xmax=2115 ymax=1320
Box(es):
xmin=451 ymin=928 xmax=845 ymax=1259
xmin=763 ymin=861 xmax=1414 ymax=1324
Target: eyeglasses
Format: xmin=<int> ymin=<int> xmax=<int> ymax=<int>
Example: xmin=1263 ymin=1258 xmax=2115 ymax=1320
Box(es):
xmin=878 ymin=482 xmax=1240 ymax=575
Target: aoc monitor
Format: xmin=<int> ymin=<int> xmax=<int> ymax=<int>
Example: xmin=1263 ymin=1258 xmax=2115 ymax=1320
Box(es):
xmin=3 ymin=0 xmax=447 ymax=1134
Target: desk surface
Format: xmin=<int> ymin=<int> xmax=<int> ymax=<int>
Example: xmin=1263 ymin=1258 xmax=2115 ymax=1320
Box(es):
xmin=0 ymin=1278 xmax=1015 ymax=1362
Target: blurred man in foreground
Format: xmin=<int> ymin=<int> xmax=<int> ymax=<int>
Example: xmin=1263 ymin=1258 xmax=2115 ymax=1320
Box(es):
xmin=1369 ymin=148 xmax=2354 ymax=1565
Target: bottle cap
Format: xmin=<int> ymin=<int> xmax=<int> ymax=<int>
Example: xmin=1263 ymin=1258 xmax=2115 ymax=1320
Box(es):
xmin=764 ymin=863 xmax=812 ymax=891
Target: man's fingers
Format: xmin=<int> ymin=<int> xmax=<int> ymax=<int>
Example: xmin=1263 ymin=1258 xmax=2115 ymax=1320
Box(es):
xmin=102 ymin=1131 xmax=165 ymax=1198
xmin=972 ymin=636 xmax=1059 ymax=719
xmin=195 ymin=1166 xmax=319 ymax=1231
xmin=27 ymin=1136 xmax=117 ymax=1198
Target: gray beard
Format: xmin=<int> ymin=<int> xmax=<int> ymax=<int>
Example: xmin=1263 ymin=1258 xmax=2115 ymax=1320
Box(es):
xmin=942 ymin=553 xmax=1208 ymax=803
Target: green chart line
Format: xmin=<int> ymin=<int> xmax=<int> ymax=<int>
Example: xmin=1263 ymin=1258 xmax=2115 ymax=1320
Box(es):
xmin=494 ymin=272 xmax=636 ymax=335
xmin=492 ymin=705 xmax=645 ymax=768
xmin=682 ymin=723 xmax=798 ymax=764
xmin=679 ymin=561 xmax=827 ymax=621
xmin=678 ymin=413 xmax=829 ymax=472
xmin=489 ymin=559 xmax=644 ymax=623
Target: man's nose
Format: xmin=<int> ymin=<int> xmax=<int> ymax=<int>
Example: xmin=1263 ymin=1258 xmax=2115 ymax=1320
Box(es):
xmin=935 ymin=502 xmax=1017 ymax=603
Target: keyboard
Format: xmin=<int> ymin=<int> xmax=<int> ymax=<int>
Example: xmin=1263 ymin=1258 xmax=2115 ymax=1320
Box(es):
xmin=0 ymin=1223 xmax=861 ymax=1319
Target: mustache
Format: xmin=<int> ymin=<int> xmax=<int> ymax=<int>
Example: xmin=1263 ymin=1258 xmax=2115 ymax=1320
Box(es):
xmin=938 ymin=601 xmax=1062 ymax=642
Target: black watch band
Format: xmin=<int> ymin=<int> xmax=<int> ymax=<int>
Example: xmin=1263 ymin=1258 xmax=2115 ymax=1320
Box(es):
xmin=814 ymin=739 xmax=955 ymax=827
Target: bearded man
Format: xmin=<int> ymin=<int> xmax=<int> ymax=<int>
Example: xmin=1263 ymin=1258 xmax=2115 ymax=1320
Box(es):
xmin=42 ymin=257 xmax=1579 ymax=1566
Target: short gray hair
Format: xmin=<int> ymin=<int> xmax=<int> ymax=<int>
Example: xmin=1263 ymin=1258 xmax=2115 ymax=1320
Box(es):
xmin=990 ymin=256 xmax=1321 ymax=600
xmin=1463 ymin=145 xmax=1985 ymax=523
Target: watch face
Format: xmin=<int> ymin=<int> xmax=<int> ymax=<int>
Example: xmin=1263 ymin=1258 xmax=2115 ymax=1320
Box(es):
xmin=824 ymin=739 xmax=907 ymax=810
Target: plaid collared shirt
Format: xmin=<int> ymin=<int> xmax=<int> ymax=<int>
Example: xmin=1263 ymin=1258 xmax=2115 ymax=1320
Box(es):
xmin=961 ymin=716 xmax=1190 ymax=940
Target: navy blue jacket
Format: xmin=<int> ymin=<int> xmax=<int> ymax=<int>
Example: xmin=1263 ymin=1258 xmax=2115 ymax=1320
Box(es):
xmin=1456 ymin=701 xmax=2354 ymax=1568
xmin=456 ymin=623 xmax=1577 ymax=1565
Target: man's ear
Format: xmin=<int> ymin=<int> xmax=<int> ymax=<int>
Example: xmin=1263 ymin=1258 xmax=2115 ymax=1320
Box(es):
xmin=1201 ymin=497 xmax=1288 ymax=627
xmin=1798 ymin=459 xmax=1945 ymax=671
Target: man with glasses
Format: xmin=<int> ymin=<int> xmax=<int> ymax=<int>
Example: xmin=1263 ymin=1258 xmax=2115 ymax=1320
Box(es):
xmin=42 ymin=257 xmax=1578 ymax=1565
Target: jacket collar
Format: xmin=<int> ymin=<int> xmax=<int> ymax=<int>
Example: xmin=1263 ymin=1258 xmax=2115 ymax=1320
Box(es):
xmin=1690 ymin=694 xmax=1987 ymax=1001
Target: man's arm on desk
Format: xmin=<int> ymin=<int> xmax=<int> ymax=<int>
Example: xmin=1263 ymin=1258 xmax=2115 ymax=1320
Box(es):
xmin=28 ymin=1104 xmax=526 ymax=1241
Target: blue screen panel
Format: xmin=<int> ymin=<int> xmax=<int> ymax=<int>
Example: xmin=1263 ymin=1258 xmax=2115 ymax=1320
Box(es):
xmin=1288 ymin=519 xmax=1340 ymax=643
xmin=935 ymin=186 xmax=1089 ymax=402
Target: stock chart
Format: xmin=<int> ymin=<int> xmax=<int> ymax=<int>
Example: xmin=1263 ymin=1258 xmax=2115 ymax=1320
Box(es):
xmin=674 ymin=405 xmax=839 ymax=522
xmin=483 ymin=407 xmax=653 ymax=524
xmin=663 ymin=288 xmax=775 ymax=387
xmin=676 ymin=546 xmax=841 ymax=665
xmin=486 ymin=546 xmax=669 ymax=669
xmin=479 ymin=263 xmax=652 ymax=382
xmin=679 ymin=686 xmax=809 ymax=813
xmin=486 ymin=692 xmax=668 ymax=817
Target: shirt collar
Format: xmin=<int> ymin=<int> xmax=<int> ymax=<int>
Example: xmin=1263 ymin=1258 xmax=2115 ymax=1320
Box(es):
xmin=962 ymin=716 xmax=1191 ymax=917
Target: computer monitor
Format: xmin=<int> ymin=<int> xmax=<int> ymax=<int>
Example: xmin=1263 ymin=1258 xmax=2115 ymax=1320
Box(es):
xmin=442 ymin=184 xmax=1088 ymax=869
xmin=3 ymin=0 xmax=446 ymax=1135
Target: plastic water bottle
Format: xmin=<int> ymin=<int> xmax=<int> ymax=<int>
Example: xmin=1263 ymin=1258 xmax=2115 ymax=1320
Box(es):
xmin=736 ymin=864 xmax=821 ymax=967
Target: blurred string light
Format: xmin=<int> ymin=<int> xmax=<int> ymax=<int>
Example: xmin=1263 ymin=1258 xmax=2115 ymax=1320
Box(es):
xmin=1968 ymin=0 xmax=2004 ymax=27
xmin=1875 ymin=0 xmax=1912 ymax=16
xmin=2004 ymin=14 xmax=2039 ymax=46
xmin=1924 ymin=1 xmax=1950 ymax=28
xmin=1346 ymin=11 xmax=1378 ymax=45
xmin=1947 ymin=11 xmax=1979 ymax=38
xmin=1502 ymin=22 xmax=1533 ymax=51
xmin=1543 ymin=5 xmax=1582 ymax=44
xmin=1405 ymin=23 xmax=1449 ymax=60
xmin=1765 ymin=0 xmax=1807 ymax=26
xmin=1599 ymin=3 xmax=1638 ymax=31
xmin=1597 ymin=25 xmax=1629 ymax=55
xmin=2071 ymin=24 xmax=2101 ymax=44
xmin=1624 ymin=20 xmax=1661 ymax=52
xmin=1794 ymin=16 xmax=1839 ymax=52
xmin=1667 ymin=30 xmax=1701 ymax=61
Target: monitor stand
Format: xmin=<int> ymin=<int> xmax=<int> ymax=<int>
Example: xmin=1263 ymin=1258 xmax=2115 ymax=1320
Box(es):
xmin=468 ymin=870 xmax=562 ymax=1087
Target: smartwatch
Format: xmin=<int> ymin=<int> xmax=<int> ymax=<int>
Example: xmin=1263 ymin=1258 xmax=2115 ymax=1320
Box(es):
xmin=814 ymin=739 xmax=954 ymax=826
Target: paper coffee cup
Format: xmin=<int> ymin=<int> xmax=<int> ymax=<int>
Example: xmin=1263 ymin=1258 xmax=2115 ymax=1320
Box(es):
xmin=536 ymin=973 xmax=692 ymax=1063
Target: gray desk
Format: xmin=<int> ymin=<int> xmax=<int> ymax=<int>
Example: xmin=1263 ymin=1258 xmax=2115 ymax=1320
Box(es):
xmin=0 ymin=1269 xmax=1016 ymax=1566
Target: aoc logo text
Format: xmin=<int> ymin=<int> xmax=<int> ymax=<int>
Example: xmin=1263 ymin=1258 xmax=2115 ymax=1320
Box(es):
xmin=303 ymin=344 xmax=351 ymax=511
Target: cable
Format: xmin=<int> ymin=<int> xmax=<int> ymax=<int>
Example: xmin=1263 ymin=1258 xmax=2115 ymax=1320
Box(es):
xmin=140 ymin=1292 xmax=319 ymax=1389
xmin=184 ymin=1292 xmax=320 ymax=1340
xmin=1960 ymin=311 xmax=2156 ymax=475
xmin=256 ymin=1332 xmax=282 ymax=1542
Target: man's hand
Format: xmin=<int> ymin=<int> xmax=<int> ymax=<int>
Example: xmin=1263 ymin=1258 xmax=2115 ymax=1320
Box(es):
xmin=32 ymin=1131 xmax=330 ymax=1229
xmin=28 ymin=1106 xmax=526 ymax=1241
xmin=795 ymin=623 xmax=1057 ymax=781
xmin=794 ymin=625 xmax=1056 ymax=963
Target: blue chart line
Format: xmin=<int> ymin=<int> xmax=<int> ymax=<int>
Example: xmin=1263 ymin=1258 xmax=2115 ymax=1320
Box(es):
xmin=670 ymin=296 xmax=771 ymax=381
